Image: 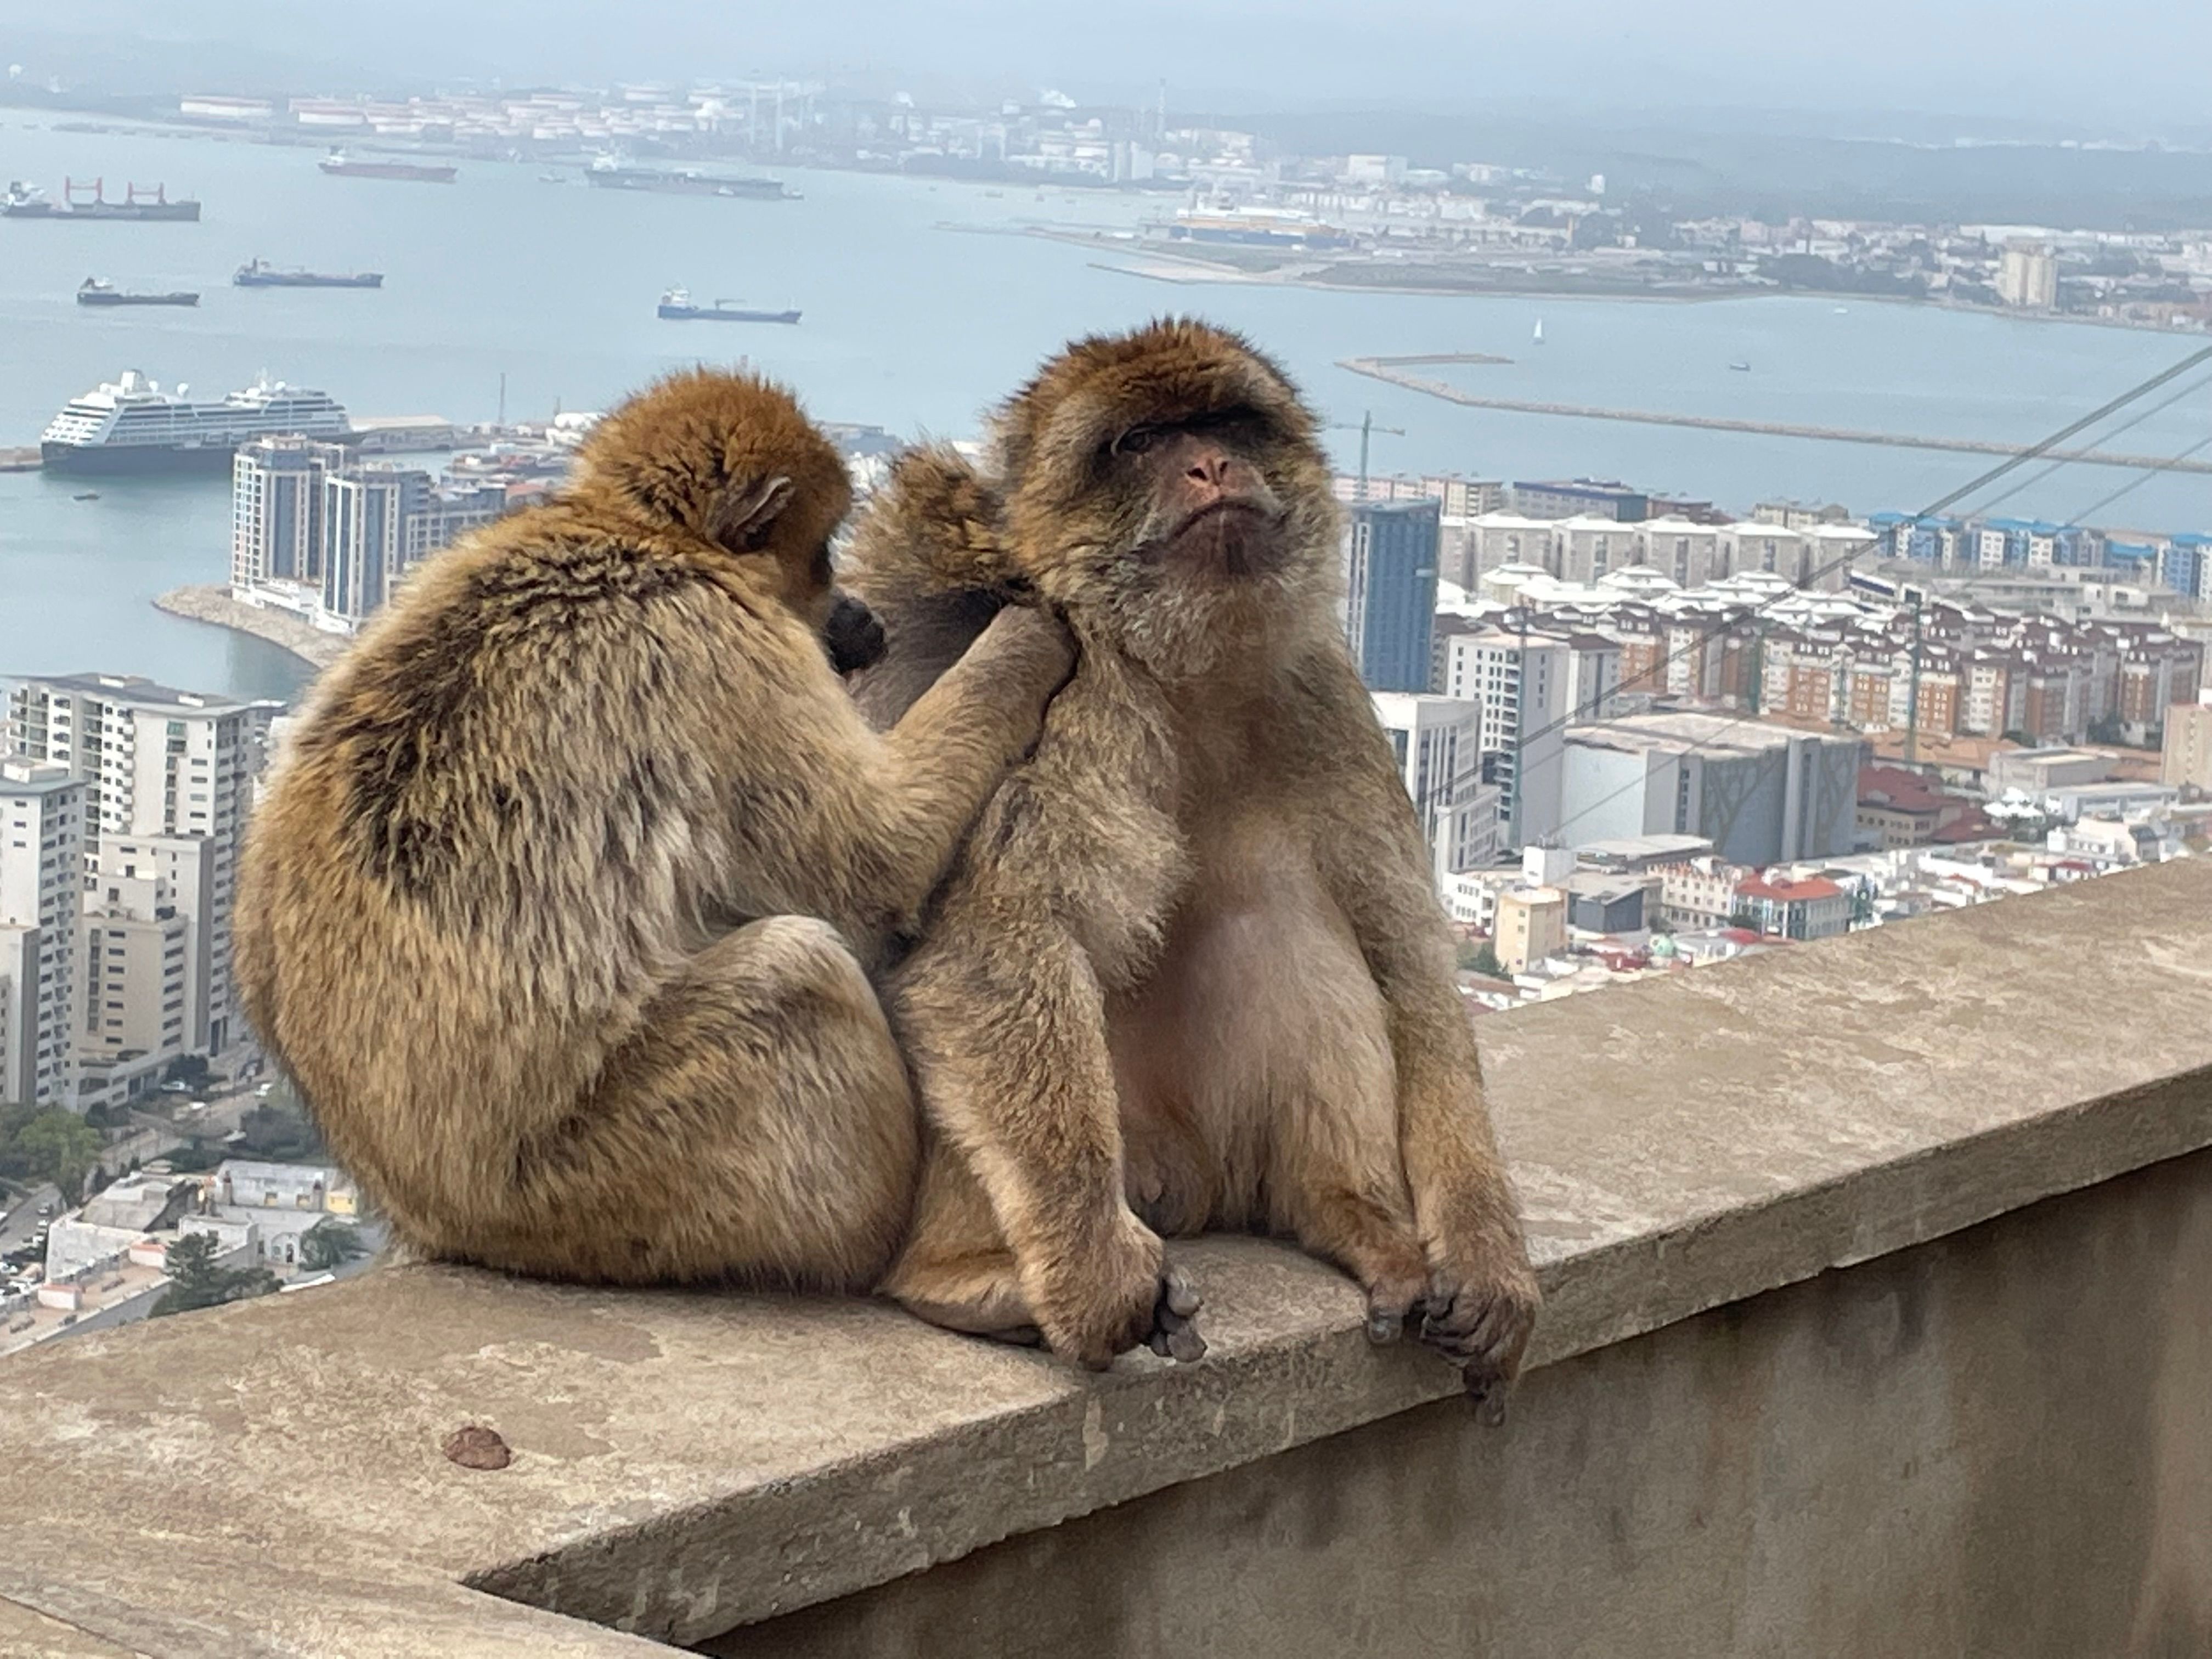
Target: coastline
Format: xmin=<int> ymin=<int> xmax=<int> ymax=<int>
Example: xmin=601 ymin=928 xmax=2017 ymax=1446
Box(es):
xmin=153 ymin=586 xmax=348 ymax=674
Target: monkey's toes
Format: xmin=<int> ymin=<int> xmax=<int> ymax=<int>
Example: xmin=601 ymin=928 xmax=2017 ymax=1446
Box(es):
xmin=1143 ymin=1266 xmax=1206 ymax=1363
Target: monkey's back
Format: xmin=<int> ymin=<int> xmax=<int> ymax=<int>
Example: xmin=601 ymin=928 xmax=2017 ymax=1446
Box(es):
xmin=236 ymin=503 xmax=771 ymax=1242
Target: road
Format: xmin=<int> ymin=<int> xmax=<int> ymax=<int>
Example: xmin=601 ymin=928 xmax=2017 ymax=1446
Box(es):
xmin=0 ymin=1186 xmax=57 ymax=1256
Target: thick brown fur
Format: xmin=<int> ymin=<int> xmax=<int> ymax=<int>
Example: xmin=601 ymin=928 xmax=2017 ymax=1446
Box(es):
xmin=234 ymin=368 xmax=1072 ymax=1289
xmin=847 ymin=319 xmax=1539 ymax=1388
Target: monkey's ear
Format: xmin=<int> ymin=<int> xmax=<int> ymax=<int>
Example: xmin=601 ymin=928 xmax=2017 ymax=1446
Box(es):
xmin=706 ymin=475 xmax=795 ymax=553
xmin=843 ymin=445 xmax=1022 ymax=605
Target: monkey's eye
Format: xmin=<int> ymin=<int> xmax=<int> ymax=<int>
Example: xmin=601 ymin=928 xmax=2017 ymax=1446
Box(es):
xmin=1114 ymin=426 xmax=1159 ymax=456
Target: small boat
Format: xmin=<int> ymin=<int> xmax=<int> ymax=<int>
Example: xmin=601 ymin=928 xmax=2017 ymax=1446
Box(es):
xmin=538 ymin=171 xmax=567 ymax=184
xmin=1728 ymin=359 xmax=1752 ymax=372
xmin=72 ymin=491 xmax=99 ymax=500
xmin=657 ymin=286 xmax=800 ymax=324
xmin=76 ymin=276 xmax=199 ymax=307
xmin=1833 ymin=306 xmax=1849 ymax=314
xmin=1533 ymin=318 xmax=1545 ymax=345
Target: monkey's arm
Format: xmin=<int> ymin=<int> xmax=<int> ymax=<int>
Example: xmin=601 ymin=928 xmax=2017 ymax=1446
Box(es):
xmin=684 ymin=597 xmax=1072 ymax=960
xmin=1295 ymin=655 xmax=1541 ymax=1395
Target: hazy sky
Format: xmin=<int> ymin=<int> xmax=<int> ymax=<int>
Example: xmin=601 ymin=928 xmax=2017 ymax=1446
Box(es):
xmin=8 ymin=1 xmax=2207 ymax=132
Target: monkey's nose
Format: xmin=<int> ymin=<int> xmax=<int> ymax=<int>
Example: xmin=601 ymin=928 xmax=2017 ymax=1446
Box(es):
xmin=1186 ymin=449 xmax=1230 ymax=487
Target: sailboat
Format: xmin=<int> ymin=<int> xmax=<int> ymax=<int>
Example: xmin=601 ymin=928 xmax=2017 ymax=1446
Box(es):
xmin=1533 ymin=318 xmax=1545 ymax=346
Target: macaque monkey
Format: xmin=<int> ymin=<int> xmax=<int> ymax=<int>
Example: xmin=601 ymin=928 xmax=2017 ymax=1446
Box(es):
xmin=236 ymin=369 xmax=1071 ymax=1289
xmin=849 ymin=321 xmax=1539 ymax=1395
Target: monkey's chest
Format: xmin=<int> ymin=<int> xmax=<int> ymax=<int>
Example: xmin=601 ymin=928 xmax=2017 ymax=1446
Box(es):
xmin=1104 ymin=826 xmax=1390 ymax=1227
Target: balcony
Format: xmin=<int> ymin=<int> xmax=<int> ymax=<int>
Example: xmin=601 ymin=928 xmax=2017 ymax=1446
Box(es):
xmin=0 ymin=860 xmax=2209 ymax=1655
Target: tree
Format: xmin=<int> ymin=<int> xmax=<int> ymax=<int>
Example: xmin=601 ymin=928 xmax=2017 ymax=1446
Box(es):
xmin=298 ymin=1218 xmax=366 ymax=1272
xmin=7 ymin=1109 xmax=106 ymax=1204
xmin=1457 ymin=941 xmax=1505 ymax=978
xmin=149 ymin=1232 xmax=280 ymax=1318
xmin=236 ymin=1103 xmax=325 ymax=1163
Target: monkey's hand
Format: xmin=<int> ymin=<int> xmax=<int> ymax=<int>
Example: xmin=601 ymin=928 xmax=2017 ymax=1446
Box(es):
xmin=1023 ymin=1209 xmax=1204 ymax=1372
xmin=967 ymin=603 xmax=1078 ymax=719
xmin=1414 ymin=1218 xmax=1540 ymax=1408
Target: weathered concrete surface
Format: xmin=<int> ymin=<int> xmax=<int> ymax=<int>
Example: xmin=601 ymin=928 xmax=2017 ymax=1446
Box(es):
xmin=724 ymin=1148 xmax=2212 ymax=1659
xmin=0 ymin=860 xmax=2204 ymax=1653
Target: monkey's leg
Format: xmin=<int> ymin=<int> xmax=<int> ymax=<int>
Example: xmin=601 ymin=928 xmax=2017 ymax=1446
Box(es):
xmin=478 ymin=915 xmax=918 ymax=1289
xmin=879 ymin=1137 xmax=1041 ymax=1346
xmin=1255 ymin=959 xmax=1432 ymax=1345
xmin=885 ymin=913 xmax=1200 ymax=1369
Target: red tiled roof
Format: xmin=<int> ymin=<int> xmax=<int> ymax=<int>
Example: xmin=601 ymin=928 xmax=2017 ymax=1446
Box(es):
xmin=1737 ymin=873 xmax=1844 ymax=903
xmin=1857 ymin=763 xmax=1952 ymax=815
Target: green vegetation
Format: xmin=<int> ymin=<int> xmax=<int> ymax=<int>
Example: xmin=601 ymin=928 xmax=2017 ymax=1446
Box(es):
xmin=149 ymin=1232 xmax=279 ymax=1319
xmin=235 ymin=1102 xmax=325 ymax=1163
xmin=1456 ymin=941 xmax=1505 ymax=978
xmin=299 ymin=1218 xmax=366 ymax=1272
xmin=0 ymin=1105 xmax=106 ymax=1204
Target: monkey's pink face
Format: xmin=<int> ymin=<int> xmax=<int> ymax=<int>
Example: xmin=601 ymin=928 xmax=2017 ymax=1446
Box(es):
xmin=1114 ymin=415 xmax=1291 ymax=582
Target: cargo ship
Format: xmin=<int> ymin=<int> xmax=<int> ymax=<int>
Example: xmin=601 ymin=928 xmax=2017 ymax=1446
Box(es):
xmin=318 ymin=151 xmax=458 ymax=184
xmin=657 ymin=287 xmax=800 ymax=324
xmin=40 ymin=370 xmax=350 ymax=475
xmin=587 ymin=157 xmax=791 ymax=199
xmin=234 ymin=258 xmax=384 ymax=289
xmin=76 ymin=278 xmax=199 ymax=308
xmin=3 ymin=178 xmax=201 ymax=222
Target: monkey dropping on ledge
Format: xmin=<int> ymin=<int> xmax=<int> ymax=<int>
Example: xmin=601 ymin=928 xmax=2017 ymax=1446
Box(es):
xmin=847 ymin=319 xmax=1541 ymax=1396
xmin=235 ymin=368 xmax=1073 ymax=1289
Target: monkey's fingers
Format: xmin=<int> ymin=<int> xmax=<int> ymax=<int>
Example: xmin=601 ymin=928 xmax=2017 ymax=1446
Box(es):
xmin=1147 ymin=1269 xmax=1207 ymax=1364
xmin=1364 ymin=1281 xmax=1423 ymax=1346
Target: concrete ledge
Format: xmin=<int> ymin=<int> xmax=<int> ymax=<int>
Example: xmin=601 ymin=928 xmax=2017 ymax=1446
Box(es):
xmin=0 ymin=860 xmax=2208 ymax=1654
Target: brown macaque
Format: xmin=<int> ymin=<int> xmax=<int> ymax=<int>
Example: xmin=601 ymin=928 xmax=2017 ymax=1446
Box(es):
xmin=847 ymin=320 xmax=1539 ymax=1396
xmin=236 ymin=368 xmax=1071 ymax=1290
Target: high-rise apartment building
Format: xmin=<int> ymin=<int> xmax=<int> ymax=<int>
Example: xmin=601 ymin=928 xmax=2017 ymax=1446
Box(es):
xmin=230 ymin=437 xmax=349 ymax=589
xmin=7 ymin=676 xmax=275 ymax=1056
xmin=1442 ymin=629 xmax=1571 ymax=848
xmin=1340 ymin=498 xmax=1440 ymax=693
xmin=233 ymin=441 xmax=515 ymax=625
xmin=1369 ymin=693 xmax=1503 ymax=882
xmin=75 ymin=838 xmax=195 ymax=1113
xmin=0 ymin=757 xmax=87 ymax=1108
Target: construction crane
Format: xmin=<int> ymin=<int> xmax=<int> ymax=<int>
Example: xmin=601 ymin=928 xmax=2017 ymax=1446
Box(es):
xmin=1325 ymin=411 xmax=1406 ymax=501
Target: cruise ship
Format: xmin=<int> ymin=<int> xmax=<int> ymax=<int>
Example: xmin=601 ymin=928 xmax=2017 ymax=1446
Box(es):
xmin=40 ymin=371 xmax=351 ymax=475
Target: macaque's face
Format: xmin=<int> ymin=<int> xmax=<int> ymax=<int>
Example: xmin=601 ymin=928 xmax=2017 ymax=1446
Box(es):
xmin=1108 ymin=411 xmax=1290 ymax=582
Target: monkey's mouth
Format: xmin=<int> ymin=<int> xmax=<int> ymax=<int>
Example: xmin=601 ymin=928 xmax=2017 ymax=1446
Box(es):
xmin=1167 ymin=500 xmax=1285 ymax=578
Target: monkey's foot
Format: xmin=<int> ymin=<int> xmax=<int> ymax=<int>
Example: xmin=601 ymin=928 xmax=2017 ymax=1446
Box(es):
xmin=1412 ymin=1240 xmax=1541 ymax=1407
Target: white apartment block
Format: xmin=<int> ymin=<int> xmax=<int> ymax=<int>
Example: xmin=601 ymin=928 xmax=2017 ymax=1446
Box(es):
xmin=75 ymin=839 xmax=196 ymax=1113
xmin=0 ymin=757 xmax=87 ymax=1108
xmin=1370 ymin=693 xmax=1504 ymax=884
xmin=7 ymin=676 xmax=275 ymax=1056
xmin=1443 ymin=630 xmax=1571 ymax=849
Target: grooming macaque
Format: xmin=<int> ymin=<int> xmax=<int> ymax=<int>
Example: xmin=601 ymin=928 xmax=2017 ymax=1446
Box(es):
xmin=849 ymin=321 xmax=1539 ymax=1392
xmin=236 ymin=369 xmax=1071 ymax=1289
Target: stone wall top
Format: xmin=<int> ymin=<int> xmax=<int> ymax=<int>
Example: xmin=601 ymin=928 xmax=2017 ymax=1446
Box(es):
xmin=2 ymin=860 xmax=2209 ymax=1654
